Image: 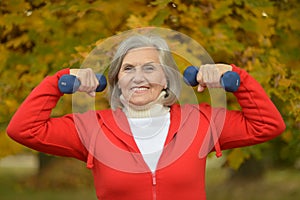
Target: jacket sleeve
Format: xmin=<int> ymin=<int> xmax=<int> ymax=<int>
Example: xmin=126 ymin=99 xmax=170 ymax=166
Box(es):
xmin=216 ymin=64 xmax=286 ymax=150
xmin=6 ymin=69 xmax=88 ymax=162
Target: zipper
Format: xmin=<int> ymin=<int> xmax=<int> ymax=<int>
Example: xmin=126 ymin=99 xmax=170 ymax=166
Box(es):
xmin=152 ymin=172 xmax=157 ymax=200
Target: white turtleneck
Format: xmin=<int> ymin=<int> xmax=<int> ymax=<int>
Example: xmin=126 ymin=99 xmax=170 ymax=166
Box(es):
xmin=128 ymin=113 xmax=170 ymax=172
xmin=120 ymin=91 xmax=171 ymax=172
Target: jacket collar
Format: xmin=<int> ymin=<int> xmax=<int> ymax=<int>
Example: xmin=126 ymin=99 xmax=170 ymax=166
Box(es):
xmin=99 ymin=104 xmax=195 ymax=152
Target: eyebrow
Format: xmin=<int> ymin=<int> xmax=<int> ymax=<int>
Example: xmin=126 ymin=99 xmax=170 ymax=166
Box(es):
xmin=121 ymin=61 xmax=157 ymax=67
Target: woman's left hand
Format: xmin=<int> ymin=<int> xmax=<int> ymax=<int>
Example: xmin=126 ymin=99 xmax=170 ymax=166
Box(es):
xmin=196 ymin=64 xmax=232 ymax=92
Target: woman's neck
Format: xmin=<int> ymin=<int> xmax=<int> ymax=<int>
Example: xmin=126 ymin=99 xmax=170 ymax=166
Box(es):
xmin=120 ymin=91 xmax=170 ymax=118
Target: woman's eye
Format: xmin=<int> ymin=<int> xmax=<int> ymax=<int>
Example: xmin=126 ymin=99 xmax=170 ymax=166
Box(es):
xmin=123 ymin=65 xmax=134 ymax=72
xmin=143 ymin=64 xmax=155 ymax=72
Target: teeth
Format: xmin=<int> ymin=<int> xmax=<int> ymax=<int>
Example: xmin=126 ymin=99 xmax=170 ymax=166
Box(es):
xmin=132 ymin=87 xmax=148 ymax=91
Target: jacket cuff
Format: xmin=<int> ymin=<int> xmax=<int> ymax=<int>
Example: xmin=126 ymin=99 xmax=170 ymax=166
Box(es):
xmin=55 ymin=68 xmax=70 ymax=79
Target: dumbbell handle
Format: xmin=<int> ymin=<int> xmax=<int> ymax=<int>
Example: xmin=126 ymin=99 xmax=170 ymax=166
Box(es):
xmin=183 ymin=66 xmax=240 ymax=92
xmin=58 ymin=74 xmax=107 ymax=94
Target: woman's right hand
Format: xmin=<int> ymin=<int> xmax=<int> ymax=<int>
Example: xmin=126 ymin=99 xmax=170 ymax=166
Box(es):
xmin=70 ymin=68 xmax=99 ymax=97
xmin=196 ymin=64 xmax=232 ymax=92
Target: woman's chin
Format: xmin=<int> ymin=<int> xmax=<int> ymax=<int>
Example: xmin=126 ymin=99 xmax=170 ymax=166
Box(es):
xmin=129 ymin=100 xmax=151 ymax=106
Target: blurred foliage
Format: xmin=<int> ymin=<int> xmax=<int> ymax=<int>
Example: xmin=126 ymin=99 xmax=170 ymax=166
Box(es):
xmin=0 ymin=0 xmax=299 ymax=170
xmin=23 ymin=157 xmax=94 ymax=190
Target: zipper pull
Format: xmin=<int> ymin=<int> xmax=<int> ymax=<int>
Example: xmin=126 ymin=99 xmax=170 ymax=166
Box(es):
xmin=152 ymin=173 xmax=156 ymax=185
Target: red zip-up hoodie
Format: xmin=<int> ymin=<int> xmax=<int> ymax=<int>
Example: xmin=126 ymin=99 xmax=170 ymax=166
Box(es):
xmin=7 ymin=65 xmax=285 ymax=199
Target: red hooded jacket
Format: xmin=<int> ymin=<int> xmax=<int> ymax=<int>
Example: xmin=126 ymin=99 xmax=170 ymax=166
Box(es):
xmin=7 ymin=65 xmax=285 ymax=199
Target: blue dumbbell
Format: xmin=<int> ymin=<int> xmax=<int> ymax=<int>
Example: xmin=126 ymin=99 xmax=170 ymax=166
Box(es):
xmin=58 ymin=74 xmax=107 ymax=94
xmin=183 ymin=66 xmax=240 ymax=92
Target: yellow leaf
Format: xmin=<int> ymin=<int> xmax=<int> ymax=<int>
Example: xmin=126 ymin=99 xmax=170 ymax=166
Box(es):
xmin=279 ymin=78 xmax=292 ymax=87
xmin=126 ymin=15 xmax=149 ymax=29
xmin=5 ymin=34 xmax=30 ymax=49
xmin=0 ymin=132 xmax=24 ymax=158
xmin=281 ymin=130 xmax=293 ymax=143
xmin=227 ymin=148 xmax=250 ymax=170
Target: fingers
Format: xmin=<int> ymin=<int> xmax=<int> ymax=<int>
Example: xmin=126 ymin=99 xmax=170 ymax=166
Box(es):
xmin=196 ymin=72 xmax=206 ymax=92
xmin=197 ymin=84 xmax=206 ymax=92
xmin=196 ymin=64 xmax=222 ymax=92
xmin=71 ymin=68 xmax=99 ymax=97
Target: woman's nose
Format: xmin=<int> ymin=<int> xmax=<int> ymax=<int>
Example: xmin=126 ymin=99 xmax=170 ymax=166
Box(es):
xmin=132 ymin=69 xmax=145 ymax=83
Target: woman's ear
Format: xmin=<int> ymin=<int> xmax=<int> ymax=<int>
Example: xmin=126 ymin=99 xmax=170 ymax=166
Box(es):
xmin=164 ymin=79 xmax=169 ymax=89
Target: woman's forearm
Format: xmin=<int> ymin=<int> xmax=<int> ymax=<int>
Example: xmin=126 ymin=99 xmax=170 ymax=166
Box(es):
xmin=7 ymin=69 xmax=87 ymax=161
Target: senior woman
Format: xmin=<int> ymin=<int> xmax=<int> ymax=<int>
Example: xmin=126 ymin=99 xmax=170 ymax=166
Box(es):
xmin=7 ymin=34 xmax=285 ymax=200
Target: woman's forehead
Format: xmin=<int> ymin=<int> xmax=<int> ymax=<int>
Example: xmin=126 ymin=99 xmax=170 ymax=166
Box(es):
xmin=126 ymin=46 xmax=159 ymax=54
xmin=122 ymin=47 xmax=160 ymax=64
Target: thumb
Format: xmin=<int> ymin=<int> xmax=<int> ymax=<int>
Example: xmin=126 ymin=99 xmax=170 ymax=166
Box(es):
xmin=88 ymin=91 xmax=96 ymax=97
xmin=197 ymin=85 xmax=206 ymax=92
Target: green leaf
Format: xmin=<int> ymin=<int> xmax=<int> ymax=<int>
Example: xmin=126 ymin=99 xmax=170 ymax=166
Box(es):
xmin=150 ymin=9 xmax=170 ymax=26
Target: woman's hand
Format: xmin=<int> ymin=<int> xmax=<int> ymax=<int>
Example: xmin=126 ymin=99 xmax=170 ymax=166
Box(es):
xmin=196 ymin=64 xmax=232 ymax=92
xmin=70 ymin=68 xmax=99 ymax=97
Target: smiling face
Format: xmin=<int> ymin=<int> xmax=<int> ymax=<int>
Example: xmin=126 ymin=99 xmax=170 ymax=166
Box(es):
xmin=117 ymin=47 xmax=167 ymax=106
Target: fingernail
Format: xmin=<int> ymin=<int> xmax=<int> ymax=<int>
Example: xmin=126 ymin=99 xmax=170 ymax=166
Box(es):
xmin=90 ymin=92 xmax=96 ymax=97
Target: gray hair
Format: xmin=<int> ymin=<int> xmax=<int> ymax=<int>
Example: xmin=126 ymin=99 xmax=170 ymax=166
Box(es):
xmin=108 ymin=34 xmax=181 ymax=110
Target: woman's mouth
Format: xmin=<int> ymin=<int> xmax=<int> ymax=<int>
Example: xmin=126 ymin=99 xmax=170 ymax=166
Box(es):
xmin=131 ymin=86 xmax=149 ymax=93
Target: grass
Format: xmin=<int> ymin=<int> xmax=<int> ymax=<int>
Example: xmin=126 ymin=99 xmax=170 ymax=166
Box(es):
xmin=0 ymin=167 xmax=97 ymax=200
xmin=0 ymin=156 xmax=300 ymax=200
xmin=205 ymin=157 xmax=300 ymax=200
xmin=206 ymin=168 xmax=300 ymax=200
xmin=0 ymin=156 xmax=97 ymax=200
